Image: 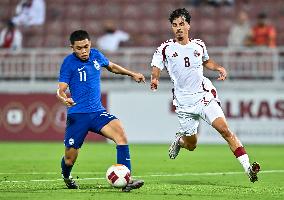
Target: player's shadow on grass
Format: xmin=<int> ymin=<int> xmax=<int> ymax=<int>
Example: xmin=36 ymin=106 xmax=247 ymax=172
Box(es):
xmin=76 ymin=184 xmax=125 ymax=192
xmin=78 ymin=184 xmax=147 ymax=193
xmin=76 ymin=184 xmax=110 ymax=190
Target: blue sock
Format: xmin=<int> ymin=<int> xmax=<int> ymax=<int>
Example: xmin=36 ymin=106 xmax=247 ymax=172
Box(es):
xmin=116 ymin=145 xmax=131 ymax=172
xmin=61 ymin=157 xmax=73 ymax=178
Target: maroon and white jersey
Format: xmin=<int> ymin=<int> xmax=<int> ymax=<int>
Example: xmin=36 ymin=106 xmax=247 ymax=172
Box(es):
xmin=151 ymin=38 xmax=214 ymax=106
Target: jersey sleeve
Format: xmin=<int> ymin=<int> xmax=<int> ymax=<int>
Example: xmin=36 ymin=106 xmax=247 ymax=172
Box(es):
xmin=151 ymin=45 xmax=165 ymax=70
xmin=58 ymin=58 xmax=72 ymax=85
xmin=202 ymin=41 xmax=209 ymax=62
xmin=96 ymin=50 xmax=110 ymax=68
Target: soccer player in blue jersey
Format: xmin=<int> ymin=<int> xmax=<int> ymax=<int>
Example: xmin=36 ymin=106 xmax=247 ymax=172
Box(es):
xmin=57 ymin=30 xmax=145 ymax=192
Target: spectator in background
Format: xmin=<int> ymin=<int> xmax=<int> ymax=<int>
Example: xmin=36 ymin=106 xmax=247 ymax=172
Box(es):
xmin=251 ymin=12 xmax=276 ymax=48
xmin=0 ymin=20 xmax=22 ymax=52
xmin=12 ymin=0 xmax=46 ymax=26
xmin=227 ymin=11 xmax=251 ymax=47
xmin=96 ymin=20 xmax=130 ymax=52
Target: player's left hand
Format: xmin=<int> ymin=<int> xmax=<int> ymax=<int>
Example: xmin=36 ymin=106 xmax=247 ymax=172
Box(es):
xmin=150 ymin=78 xmax=159 ymax=91
xmin=132 ymin=73 xmax=146 ymax=83
xmin=217 ymin=67 xmax=227 ymax=81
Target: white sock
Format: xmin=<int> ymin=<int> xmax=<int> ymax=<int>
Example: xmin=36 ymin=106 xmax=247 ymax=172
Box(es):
xmin=237 ymin=154 xmax=250 ymax=173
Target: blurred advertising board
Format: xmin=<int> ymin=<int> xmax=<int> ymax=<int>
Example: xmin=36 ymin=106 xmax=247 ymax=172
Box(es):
xmin=1 ymin=89 xmax=283 ymax=144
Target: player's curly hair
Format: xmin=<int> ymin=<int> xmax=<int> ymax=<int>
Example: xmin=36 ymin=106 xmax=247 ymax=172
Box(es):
xmin=169 ymin=8 xmax=191 ymax=24
xmin=70 ymin=30 xmax=90 ymax=45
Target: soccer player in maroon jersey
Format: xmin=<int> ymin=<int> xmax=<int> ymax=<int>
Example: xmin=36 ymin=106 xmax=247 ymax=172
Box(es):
xmin=150 ymin=8 xmax=260 ymax=182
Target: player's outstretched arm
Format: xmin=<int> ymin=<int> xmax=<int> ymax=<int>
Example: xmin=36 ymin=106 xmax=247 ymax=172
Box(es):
xmin=107 ymin=61 xmax=145 ymax=83
xmin=150 ymin=66 xmax=160 ymax=91
xmin=56 ymin=82 xmax=76 ymax=107
xmin=203 ymin=59 xmax=227 ymax=81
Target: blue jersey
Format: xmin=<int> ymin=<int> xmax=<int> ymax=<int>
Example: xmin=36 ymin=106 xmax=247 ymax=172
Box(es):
xmin=59 ymin=48 xmax=109 ymax=114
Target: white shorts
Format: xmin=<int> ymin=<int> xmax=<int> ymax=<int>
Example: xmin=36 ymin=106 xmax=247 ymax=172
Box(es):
xmin=176 ymin=99 xmax=225 ymax=136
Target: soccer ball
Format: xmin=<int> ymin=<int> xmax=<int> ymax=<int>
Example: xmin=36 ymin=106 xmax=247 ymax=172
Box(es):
xmin=106 ymin=164 xmax=131 ymax=188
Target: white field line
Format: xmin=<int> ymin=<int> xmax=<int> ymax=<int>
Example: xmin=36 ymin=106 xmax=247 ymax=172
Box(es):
xmin=0 ymin=170 xmax=283 ymax=183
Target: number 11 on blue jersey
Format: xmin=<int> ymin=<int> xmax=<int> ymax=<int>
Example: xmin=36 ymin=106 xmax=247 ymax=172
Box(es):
xmin=79 ymin=71 xmax=86 ymax=82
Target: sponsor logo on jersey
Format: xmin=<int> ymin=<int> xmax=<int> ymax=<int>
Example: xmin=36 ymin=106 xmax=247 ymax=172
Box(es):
xmin=93 ymin=60 xmax=101 ymax=70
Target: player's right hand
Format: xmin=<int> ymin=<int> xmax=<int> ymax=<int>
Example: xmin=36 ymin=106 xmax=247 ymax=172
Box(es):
xmin=63 ymin=98 xmax=76 ymax=107
xmin=150 ymin=78 xmax=159 ymax=91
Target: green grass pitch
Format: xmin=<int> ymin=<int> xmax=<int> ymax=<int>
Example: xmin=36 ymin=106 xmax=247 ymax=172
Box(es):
xmin=0 ymin=142 xmax=283 ymax=200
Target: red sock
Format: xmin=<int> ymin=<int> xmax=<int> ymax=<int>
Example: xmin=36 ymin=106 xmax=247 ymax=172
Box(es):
xmin=233 ymin=146 xmax=247 ymax=158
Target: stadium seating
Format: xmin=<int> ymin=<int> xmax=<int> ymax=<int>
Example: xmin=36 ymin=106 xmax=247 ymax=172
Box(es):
xmin=1 ymin=0 xmax=284 ymax=47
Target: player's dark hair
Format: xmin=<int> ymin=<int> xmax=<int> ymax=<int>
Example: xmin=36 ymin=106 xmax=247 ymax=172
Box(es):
xmin=169 ymin=8 xmax=191 ymax=24
xmin=69 ymin=30 xmax=90 ymax=45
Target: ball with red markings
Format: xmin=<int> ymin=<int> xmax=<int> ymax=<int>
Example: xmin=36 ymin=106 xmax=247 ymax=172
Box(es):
xmin=106 ymin=164 xmax=131 ymax=188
